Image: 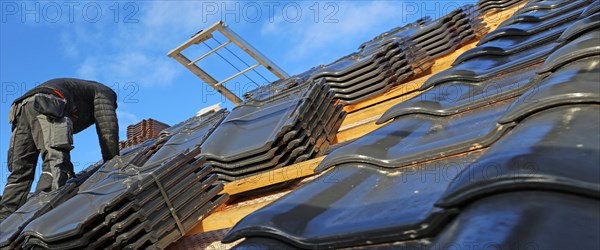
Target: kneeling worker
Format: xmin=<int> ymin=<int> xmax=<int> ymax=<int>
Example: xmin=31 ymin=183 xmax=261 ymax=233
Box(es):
xmin=0 ymin=78 xmax=120 ymax=221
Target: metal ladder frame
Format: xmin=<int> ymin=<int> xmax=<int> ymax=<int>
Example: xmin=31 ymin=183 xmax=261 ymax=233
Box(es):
xmin=168 ymin=21 xmax=289 ymax=105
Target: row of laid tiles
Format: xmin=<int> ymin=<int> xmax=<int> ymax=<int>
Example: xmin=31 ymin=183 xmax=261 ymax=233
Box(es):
xmin=223 ymin=104 xmax=600 ymax=248
xmin=477 ymin=0 xmax=529 ymax=14
xmin=377 ymin=0 xmax=598 ymax=123
xmin=232 ymin=191 xmax=599 ymax=250
xmin=423 ymin=0 xmax=594 ymax=90
xmin=221 ymin=1 xmax=600 ymax=248
xmin=311 ymin=0 xmax=598 ymax=173
xmin=224 ymin=85 xmax=600 ymax=249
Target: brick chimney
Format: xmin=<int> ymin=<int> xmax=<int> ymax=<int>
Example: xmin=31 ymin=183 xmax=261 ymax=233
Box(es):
xmin=119 ymin=118 xmax=170 ymax=150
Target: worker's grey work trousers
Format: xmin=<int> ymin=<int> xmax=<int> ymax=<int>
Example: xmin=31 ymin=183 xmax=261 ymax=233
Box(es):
xmin=0 ymin=94 xmax=74 ymax=220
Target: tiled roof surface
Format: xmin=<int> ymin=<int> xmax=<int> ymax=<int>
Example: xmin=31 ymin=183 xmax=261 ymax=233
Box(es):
xmin=1 ymin=0 xmax=598 ymax=249
xmin=222 ymin=0 xmax=600 ymax=248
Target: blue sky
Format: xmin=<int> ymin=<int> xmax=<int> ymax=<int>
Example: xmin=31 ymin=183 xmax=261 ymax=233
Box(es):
xmin=0 ymin=1 xmax=470 ymax=193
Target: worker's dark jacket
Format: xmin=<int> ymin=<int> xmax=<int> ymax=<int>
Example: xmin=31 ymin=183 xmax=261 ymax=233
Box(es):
xmin=12 ymin=78 xmax=120 ymax=161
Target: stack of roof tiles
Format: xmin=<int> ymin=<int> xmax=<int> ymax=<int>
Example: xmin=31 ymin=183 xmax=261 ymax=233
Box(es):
xmin=244 ymin=5 xmax=487 ymax=105
xmin=0 ymin=141 xmax=153 ymax=249
xmin=0 ymin=110 xmax=229 ymax=249
xmin=306 ymin=40 xmax=432 ymax=105
xmin=120 ymin=118 xmax=170 ymax=150
xmin=222 ymin=0 xmax=600 ymax=248
xmin=201 ymin=79 xmax=346 ymax=182
xmin=357 ymin=5 xmax=487 ymax=61
xmin=0 ymin=160 xmax=105 ymax=249
xmin=145 ymin=109 xmax=229 ymax=168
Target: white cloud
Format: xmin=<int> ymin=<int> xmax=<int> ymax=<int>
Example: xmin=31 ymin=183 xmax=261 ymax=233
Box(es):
xmin=116 ymin=110 xmax=140 ymax=137
xmin=60 ymin=1 xmax=220 ymax=87
xmin=60 ymin=32 xmax=79 ymax=58
xmin=260 ymin=1 xmax=408 ymax=66
xmin=76 ymin=52 xmax=181 ymax=87
xmin=76 ymin=57 xmax=98 ymax=79
xmin=61 ymin=1 xmax=413 ymax=88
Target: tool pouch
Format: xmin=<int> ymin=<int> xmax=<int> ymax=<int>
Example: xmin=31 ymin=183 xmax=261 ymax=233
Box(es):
xmin=49 ymin=116 xmax=74 ymax=151
xmin=33 ymin=94 xmax=66 ymax=118
xmin=38 ymin=115 xmax=74 ymax=151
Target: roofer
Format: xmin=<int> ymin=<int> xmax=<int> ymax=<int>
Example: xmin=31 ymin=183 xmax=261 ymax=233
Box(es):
xmin=0 ymin=78 xmax=119 ymax=221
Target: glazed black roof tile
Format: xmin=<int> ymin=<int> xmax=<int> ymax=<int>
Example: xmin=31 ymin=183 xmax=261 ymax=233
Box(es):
xmin=357 ymin=17 xmax=432 ymax=50
xmin=223 ymin=151 xmax=483 ymax=248
xmin=514 ymin=0 xmax=576 ymax=15
xmin=433 ymin=191 xmax=600 ymax=250
xmin=310 ymin=43 xmax=412 ymax=80
xmin=378 ymin=14 xmax=598 ymax=123
xmin=362 ymin=6 xmax=486 ymax=58
xmin=144 ymin=109 xmax=228 ymax=167
xmin=213 ymin=100 xmax=341 ymax=173
xmin=477 ymin=0 xmax=527 ymax=14
xmin=330 ymin=6 xmax=485 ymax=104
xmin=317 ymin=98 xmax=514 ymax=171
xmin=324 ymin=48 xmax=425 ymax=89
xmin=501 ymin=0 xmax=591 ymax=26
xmin=583 ymin=0 xmax=600 ymax=15
xmin=378 ymin=25 xmax=598 ymax=125
xmin=377 ymin=66 xmax=538 ymax=123
xmin=0 ymin=189 xmax=74 ymax=248
xmin=421 ymin=42 xmax=553 ymax=89
xmin=538 ymin=29 xmax=600 ymax=73
xmin=452 ymin=20 xmax=569 ymax=65
xmin=434 ymin=29 xmax=600 ymax=208
xmin=212 ymin=108 xmax=343 ymax=181
xmin=107 ymin=184 xmax=225 ymax=249
xmin=231 ymin=237 xmax=303 ymax=250
xmin=233 ymin=237 xmax=435 ymax=250
xmin=437 ymin=105 xmax=600 ymax=208
xmin=479 ymin=5 xmax=585 ymax=44
xmin=362 ymin=5 xmax=476 ymax=52
xmin=210 ymin=96 xmax=324 ymax=168
xmin=557 ymin=12 xmax=600 ymax=42
xmin=500 ymin=59 xmax=600 ymax=123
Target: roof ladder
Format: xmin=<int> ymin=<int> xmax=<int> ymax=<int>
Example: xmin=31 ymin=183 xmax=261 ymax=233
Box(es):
xmin=168 ymin=21 xmax=289 ymax=105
